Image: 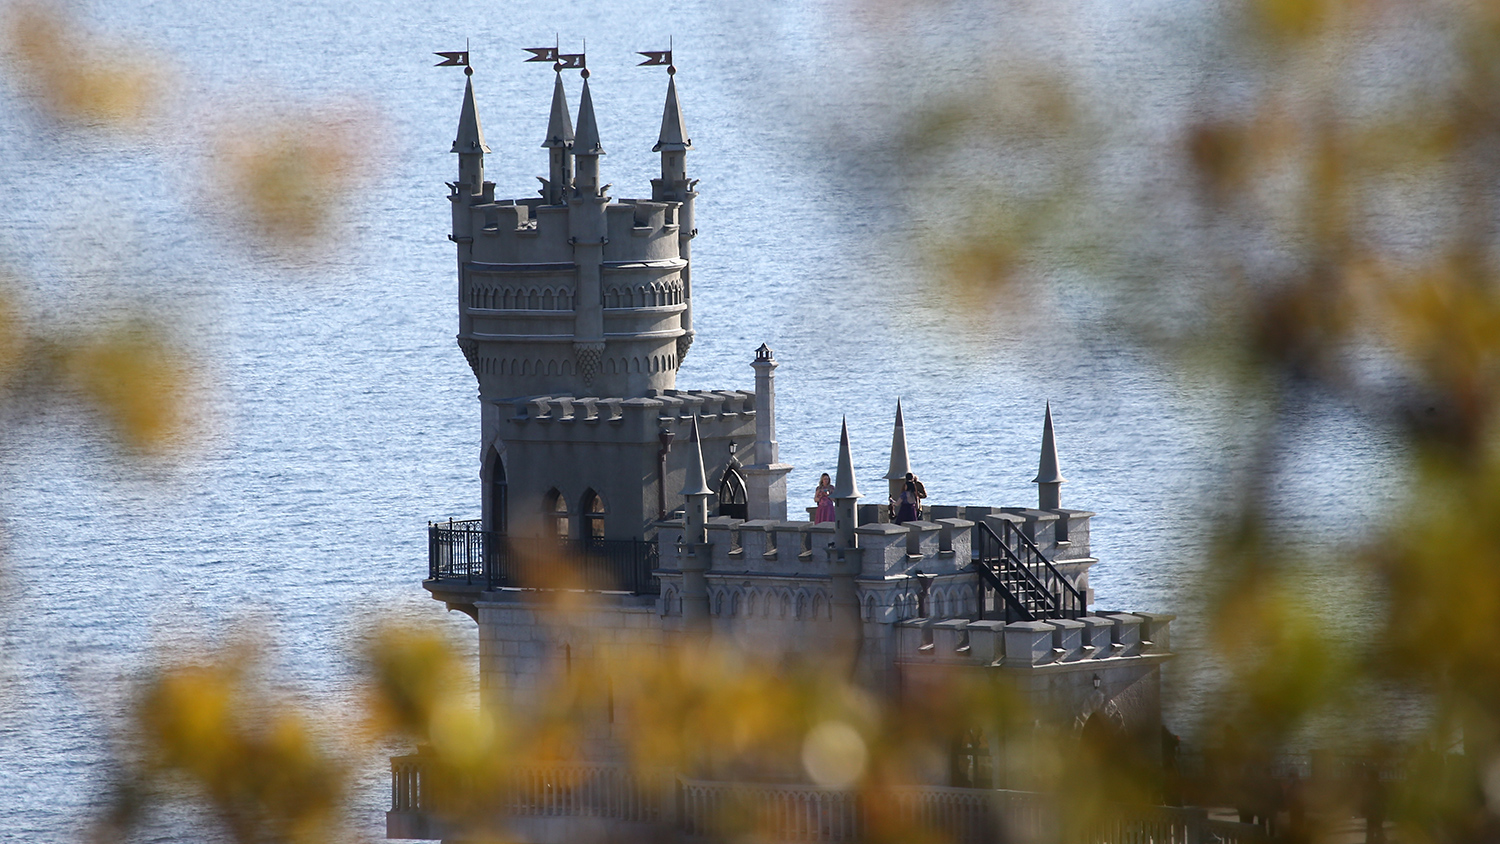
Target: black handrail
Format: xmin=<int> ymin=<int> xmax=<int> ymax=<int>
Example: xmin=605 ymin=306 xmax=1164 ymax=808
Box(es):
xmin=973 ymin=522 xmax=1055 ymax=620
xmin=428 ymin=523 xmax=661 ymax=596
xmin=971 ymin=559 xmax=1035 ymax=621
xmin=973 ymin=520 xmax=1084 ymax=620
xmin=1000 ymin=520 xmax=1086 ymax=615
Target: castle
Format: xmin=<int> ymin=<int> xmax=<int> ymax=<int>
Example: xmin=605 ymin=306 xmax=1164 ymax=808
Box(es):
xmin=393 ymin=56 xmax=1179 ymax=844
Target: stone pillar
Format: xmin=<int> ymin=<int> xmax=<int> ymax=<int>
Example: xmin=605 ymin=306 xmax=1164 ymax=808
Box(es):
xmin=743 ymin=344 xmax=793 ymax=520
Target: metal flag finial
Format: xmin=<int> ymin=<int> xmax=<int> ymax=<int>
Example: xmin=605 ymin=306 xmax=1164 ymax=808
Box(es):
xmin=437 ymin=39 xmax=471 ymax=74
xmin=639 ymin=36 xmax=676 ymax=73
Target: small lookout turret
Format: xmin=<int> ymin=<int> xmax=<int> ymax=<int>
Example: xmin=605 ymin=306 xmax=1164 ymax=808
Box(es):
xmin=572 ymin=74 xmax=605 ymax=195
xmin=833 ymin=418 xmax=862 ymax=550
xmin=453 ymin=71 xmax=490 ymax=196
xmin=651 ymin=66 xmax=698 ymax=363
xmin=1033 ymin=402 xmax=1066 ymax=510
xmin=541 ymin=72 xmax=574 ymax=205
xmin=885 ymin=399 xmax=912 ymax=503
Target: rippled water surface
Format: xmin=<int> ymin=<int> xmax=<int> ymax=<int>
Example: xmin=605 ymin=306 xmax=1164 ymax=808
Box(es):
xmin=0 ymin=0 xmax=1405 ymax=839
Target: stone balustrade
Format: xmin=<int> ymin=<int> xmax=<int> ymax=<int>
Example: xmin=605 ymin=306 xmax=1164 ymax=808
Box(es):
xmin=391 ymin=758 xmax=1258 ymax=844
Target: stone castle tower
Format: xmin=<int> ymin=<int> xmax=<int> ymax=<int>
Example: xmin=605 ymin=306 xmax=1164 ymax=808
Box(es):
xmin=449 ymin=64 xmax=789 ymax=542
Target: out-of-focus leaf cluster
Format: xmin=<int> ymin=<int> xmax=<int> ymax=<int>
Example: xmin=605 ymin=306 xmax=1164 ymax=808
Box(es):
xmin=0 ymin=277 xmax=196 ymax=455
xmin=215 ymin=109 xmax=375 ymax=252
xmin=3 ymin=2 xmax=161 ymax=127
xmin=97 ymin=643 xmax=350 ymax=844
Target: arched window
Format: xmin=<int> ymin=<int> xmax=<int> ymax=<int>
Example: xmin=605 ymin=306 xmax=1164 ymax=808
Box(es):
xmin=545 ymin=489 xmax=569 ymax=540
xmin=581 ymin=489 xmax=606 ymax=542
xmin=486 ymin=449 xmax=507 ymax=535
xmin=717 ymin=465 xmax=747 ymax=520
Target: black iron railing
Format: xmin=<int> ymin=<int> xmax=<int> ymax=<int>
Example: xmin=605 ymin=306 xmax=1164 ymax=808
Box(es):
xmin=428 ymin=520 xmax=660 ymax=595
xmin=973 ymin=520 xmax=1085 ymax=621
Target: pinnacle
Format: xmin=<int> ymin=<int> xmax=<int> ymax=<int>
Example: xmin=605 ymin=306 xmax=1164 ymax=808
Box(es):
xmin=573 ymin=77 xmax=605 ymax=156
xmin=452 ymin=76 xmax=491 ymax=155
xmin=541 ymin=72 xmax=574 ymax=149
xmin=1032 ymin=401 xmax=1066 ymax=485
xmin=833 ymin=417 xmax=862 ymax=499
xmin=653 ymin=74 xmax=692 ymax=152
xmin=681 ymin=416 xmax=712 ymax=497
xmin=885 ymin=399 xmax=911 ymax=481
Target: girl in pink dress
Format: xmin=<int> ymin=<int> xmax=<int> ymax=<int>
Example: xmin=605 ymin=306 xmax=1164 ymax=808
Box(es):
xmin=813 ymin=473 xmax=836 ymax=523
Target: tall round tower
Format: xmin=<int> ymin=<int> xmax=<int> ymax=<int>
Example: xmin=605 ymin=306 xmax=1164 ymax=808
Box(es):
xmin=453 ymin=68 xmax=691 ymax=401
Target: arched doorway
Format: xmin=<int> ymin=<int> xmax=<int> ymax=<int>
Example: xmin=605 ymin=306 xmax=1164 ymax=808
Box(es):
xmin=717 ymin=465 xmax=747 ymax=520
xmin=485 ymin=448 xmax=508 ymax=535
xmin=581 ymin=489 xmax=606 ymax=542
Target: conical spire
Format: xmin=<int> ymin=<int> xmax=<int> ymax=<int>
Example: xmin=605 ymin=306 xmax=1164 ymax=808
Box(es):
xmin=452 ymin=76 xmax=490 ymax=154
xmin=681 ymin=417 xmax=712 ymax=497
xmin=1032 ymin=402 xmax=1065 ymax=485
xmin=573 ymin=77 xmax=605 ymax=157
xmin=833 ymin=417 xmax=862 ymax=499
xmin=653 ymin=74 xmax=692 ymax=152
xmin=541 ymin=72 xmax=574 ymax=148
xmin=885 ymin=399 xmax=911 ymax=482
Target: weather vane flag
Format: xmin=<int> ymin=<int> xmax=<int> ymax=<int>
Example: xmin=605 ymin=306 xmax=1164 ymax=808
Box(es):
xmin=637 ymin=49 xmax=672 ymax=66
xmin=527 ymin=45 xmax=584 ymax=72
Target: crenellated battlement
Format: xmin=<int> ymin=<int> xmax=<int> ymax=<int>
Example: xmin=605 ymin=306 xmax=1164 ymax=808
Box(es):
xmin=458 ymin=195 xmax=685 ymax=266
xmin=895 ymin=612 xmax=1173 ymax=669
xmin=506 ymin=388 xmax=753 ymax=424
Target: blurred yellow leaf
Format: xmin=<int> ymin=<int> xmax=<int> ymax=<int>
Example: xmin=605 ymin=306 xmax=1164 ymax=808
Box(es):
xmin=3 ymin=3 xmax=161 ymax=126
xmin=66 ymin=320 xmax=196 ymax=454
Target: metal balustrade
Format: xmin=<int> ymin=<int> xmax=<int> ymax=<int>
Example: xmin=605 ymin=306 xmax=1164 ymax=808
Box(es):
xmin=427 ymin=521 xmax=660 ymax=595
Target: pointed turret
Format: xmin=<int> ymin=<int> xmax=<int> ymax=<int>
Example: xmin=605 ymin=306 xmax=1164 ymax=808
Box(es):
xmin=573 ymin=77 xmax=604 ymax=156
xmin=653 ymin=74 xmax=692 ymax=154
xmin=681 ymin=416 xmax=714 ymax=562
xmin=543 ymin=72 xmax=574 ymax=148
xmin=832 ymin=418 xmax=862 ymax=550
xmin=833 ymin=418 xmax=862 ymax=500
xmin=541 ymin=72 xmax=574 ymax=205
xmin=1032 ymin=402 xmax=1066 ymax=509
xmin=572 ymin=75 xmax=604 ymax=196
xmin=678 ymin=417 xmax=713 ymax=630
xmin=649 ymin=69 xmax=698 ymax=364
xmin=681 ymin=416 xmax=713 ymax=498
xmin=452 ymin=74 xmax=490 ymax=194
xmin=884 ymin=400 xmax=912 ymax=502
xmin=453 ymin=76 xmax=490 ymax=154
